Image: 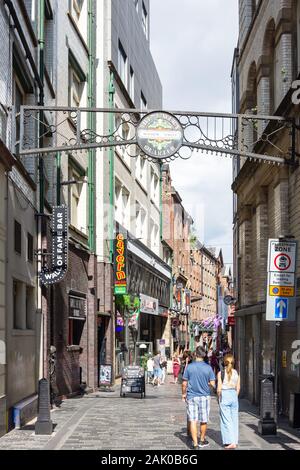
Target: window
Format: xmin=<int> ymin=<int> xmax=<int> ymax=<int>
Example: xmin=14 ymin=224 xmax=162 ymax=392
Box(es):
xmin=135 ymin=202 xmax=147 ymax=242
xmin=115 ymin=111 xmax=131 ymax=166
xmin=45 ymin=14 xmax=54 ymax=83
xmin=26 ymin=286 xmax=34 ymax=330
xmin=135 ymin=155 xmax=147 ymax=187
xmin=115 ymin=179 xmax=130 ymax=229
xmin=70 ymin=69 xmax=83 ymax=107
xmin=27 ymin=233 xmax=33 ymax=262
xmin=129 ymin=67 xmax=135 ymax=101
xmin=14 ymin=220 xmax=21 ymax=255
xmin=151 ymin=168 xmax=159 ymax=206
xmin=13 ymin=76 xmax=25 ymax=151
xmin=68 ymin=294 xmax=86 ymax=345
xmin=150 ymin=221 xmax=159 ymax=254
xmin=118 ymin=41 xmax=127 ymax=88
xmin=13 ymin=280 xmax=23 ymax=329
xmin=142 ymin=2 xmax=148 ymax=39
xmin=68 ymin=52 xmax=86 ymax=112
xmin=68 ymin=319 xmax=84 ymax=345
xmin=141 ymin=91 xmax=147 ymax=111
xmin=68 ymin=164 xmax=87 ymax=233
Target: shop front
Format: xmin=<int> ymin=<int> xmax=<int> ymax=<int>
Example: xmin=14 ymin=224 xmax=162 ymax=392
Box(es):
xmin=113 ymin=228 xmax=172 ymax=372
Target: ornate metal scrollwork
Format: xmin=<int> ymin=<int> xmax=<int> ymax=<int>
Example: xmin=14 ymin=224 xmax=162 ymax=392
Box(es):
xmin=17 ymin=106 xmax=294 ymax=165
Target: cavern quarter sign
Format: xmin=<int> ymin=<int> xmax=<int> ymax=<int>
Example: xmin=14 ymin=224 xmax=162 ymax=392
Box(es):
xmin=136 ymin=111 xmax=183 ymax=159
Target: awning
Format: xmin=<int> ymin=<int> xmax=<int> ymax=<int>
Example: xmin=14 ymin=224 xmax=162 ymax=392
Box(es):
xmin=98 ymin=311 xmax=111 ymax=317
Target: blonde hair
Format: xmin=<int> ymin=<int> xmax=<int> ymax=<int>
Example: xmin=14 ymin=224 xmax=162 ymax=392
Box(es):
xmin=224 ymin=354 xmax=235 ymax=381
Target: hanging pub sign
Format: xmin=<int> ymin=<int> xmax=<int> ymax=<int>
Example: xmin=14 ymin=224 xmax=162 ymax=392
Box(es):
xmin=137 ymin=111 xmax=183 ymax=159
xmin=39 ymin=205 xmax=68 ymax=286
xmin=114 ymin=233 xmax=127 ymax=295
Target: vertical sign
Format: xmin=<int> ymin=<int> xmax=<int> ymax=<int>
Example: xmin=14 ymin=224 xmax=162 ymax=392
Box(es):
xmin=39 ymin=206 xmax=68 ymax=285
xmin=266 ymin=239 xmax=297 ymax=321
xmin=114 ymin=233 xmax=127 ymax=295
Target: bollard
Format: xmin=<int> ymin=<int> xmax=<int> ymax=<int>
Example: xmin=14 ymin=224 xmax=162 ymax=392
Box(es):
xmin=258 ymin=378 xmax=277 ymax=435
xmin=35 ymin=378 xmax=53 ymax=435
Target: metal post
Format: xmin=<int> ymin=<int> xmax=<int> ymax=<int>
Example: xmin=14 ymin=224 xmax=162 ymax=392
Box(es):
xmin=124 ymin=310 xmax=129 ymax=366
xmin=274 ymin=321 xmax=280 ymax=425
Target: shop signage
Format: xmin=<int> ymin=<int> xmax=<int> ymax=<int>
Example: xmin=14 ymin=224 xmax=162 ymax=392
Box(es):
xmin=114 ymin=233 xmax=127 ymax=295
xmin=137 ymin=111 xmax=183 ymax=159
xmin=140 ymin=294 xmax=158 ymax=316
xmin=227 ymin=316 xmax=235 ymax=327
xmin=39 ymin=205 xmax=68 ymax=285
xmin=266 ymin=239 xmax=298 ymax=321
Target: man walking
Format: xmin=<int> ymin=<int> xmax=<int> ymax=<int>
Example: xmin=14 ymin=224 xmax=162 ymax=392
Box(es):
xmin=182 ymin=346 xmax=216 ymax=449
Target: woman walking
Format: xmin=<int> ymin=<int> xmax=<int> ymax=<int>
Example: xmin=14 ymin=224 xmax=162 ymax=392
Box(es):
xmin=172 ymin=353 xmax=181 ymax=384
xmin=217 ymin=354 xmax=240 ymax=450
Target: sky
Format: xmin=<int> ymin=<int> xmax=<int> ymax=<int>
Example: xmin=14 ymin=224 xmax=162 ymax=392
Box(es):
xmin=150 ymin=0 xmax=239 ymax=265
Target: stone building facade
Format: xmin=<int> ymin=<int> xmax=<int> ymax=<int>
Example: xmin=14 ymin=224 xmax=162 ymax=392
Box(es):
xmin=0 ymin=141 xmax=15 ymax=436
xmin=233 ymin=0 xmax=300 ymax=414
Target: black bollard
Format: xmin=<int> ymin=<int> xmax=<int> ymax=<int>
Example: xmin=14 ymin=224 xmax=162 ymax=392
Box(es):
xmin=35 ymin=378 xmax=53 ymax=435
xmin=258 ymin=378 xmax=277 ymax=435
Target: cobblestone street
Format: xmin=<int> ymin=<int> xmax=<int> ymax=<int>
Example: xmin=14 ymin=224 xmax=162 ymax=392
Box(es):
xmin=1 ymin=378 xmax=300 ymax=451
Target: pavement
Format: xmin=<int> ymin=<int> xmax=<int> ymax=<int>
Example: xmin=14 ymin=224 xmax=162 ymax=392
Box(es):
xmin=0 ymin=376 xmax=300 ymax=450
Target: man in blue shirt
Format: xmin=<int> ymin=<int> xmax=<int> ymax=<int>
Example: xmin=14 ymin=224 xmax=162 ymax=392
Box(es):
xmin=182 ymin=346 xmax=216 ymax=449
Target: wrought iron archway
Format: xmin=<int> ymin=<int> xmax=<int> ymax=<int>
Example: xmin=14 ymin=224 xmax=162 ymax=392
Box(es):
xmin=15 ymin=106 xmax=296 ymax=165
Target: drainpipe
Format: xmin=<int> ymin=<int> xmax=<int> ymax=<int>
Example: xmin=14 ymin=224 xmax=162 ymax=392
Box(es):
xmin=108 ymin=73 xmax=115 ymax=263
xmin=87 ymin=0 xmax=95 ymax=252
xmin=108 ymin=72 xmax=115 ymax=380
xmin=38 ymin=0 xmax=45 ymax=381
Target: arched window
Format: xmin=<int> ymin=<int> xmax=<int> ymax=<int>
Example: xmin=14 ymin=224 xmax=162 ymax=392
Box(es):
xmin=262 ymin=19 xmax=276 ymax=114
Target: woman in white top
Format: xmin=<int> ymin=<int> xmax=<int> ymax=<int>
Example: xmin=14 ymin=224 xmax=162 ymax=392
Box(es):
xmin=217 ymin=354 xmax=240 ymax=449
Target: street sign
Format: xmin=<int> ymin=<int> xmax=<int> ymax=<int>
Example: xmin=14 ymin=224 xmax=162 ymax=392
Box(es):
xmin=275 ymin=298 xmax=288 ymax=319
xmin=268 ymin=240 xmax=297 ymax=273
xmin=266 ymin=239 xmax=297 ymax=321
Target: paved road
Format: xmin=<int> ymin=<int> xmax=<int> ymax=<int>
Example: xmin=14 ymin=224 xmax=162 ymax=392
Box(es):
xmin=0 ymin=376 xmax=300 ymax=450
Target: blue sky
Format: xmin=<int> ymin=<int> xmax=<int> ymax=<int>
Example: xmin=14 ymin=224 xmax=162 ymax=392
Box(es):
xmin=150 ymin=0 xmax=239 ymax=264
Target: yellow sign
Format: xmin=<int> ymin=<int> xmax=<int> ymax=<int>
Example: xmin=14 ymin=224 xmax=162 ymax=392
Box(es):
xmin=282 ymin=351 xmax=287 ymax=368
xmin=269 ymin=286 xmax=295 ymax=297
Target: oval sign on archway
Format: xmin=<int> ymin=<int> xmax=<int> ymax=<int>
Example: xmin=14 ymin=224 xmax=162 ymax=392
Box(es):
xmin=137 ymin=111 xmax=183 ymax=159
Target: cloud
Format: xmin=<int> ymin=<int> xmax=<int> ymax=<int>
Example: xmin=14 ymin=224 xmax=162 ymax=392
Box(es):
xmin=150 ymin=0 xmax=238 ymax=263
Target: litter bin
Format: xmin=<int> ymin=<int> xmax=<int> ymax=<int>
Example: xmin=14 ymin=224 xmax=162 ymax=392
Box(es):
xmin=120 ymin=366 xmax=145 ymax=399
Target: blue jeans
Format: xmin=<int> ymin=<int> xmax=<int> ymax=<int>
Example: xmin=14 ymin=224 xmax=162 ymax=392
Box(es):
xmin=219 ymin=389 xmax=239 ymax=445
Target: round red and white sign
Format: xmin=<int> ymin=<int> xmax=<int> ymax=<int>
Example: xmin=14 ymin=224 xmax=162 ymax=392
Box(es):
xmin=274 ymin=253 xmax=291 ymax=271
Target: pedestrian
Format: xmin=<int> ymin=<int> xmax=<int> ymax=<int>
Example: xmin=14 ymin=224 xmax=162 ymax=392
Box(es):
xmin=217 ymin=354 xmax=240 ymax=450
xmin=146 ymin=354 xmax=154 ymax=384
xmin=210 ymin=350 xmax=220 ymax=377
xmin=160 ymin=356 xmax=168 ymax=384
xmin=153 ymin=352 xmax=162 ymax=387
xmin=182 ymin=346 xmax=216 ymax=450
xmin=182 ymin=350 xmax=194 ymax=373
xmin=172 ymin=353 xmax=181 ymax=384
